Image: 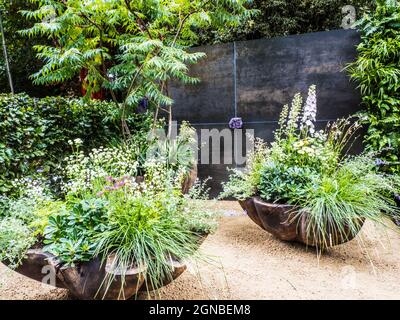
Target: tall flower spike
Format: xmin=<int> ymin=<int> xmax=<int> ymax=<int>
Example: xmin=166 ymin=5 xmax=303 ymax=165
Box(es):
xmin=301 ymin=85 xmax=317 ymax=135
xmin=275 ymin=104 xmax=289 ymax=140
xmin=287 ymin=93 xmax=303 ymax=133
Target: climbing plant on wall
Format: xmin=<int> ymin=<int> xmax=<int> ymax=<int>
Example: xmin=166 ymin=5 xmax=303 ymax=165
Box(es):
xmin=348 ymin=0 xmax=400 ymax=172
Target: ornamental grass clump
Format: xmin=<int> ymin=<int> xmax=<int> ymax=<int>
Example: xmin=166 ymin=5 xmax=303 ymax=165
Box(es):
xmin=221 ymin=85 xmax=400 ymax=250
xmin=93 ymin=180 xmax=201 ymax=298
xmin=47 ymin=162 xmax=214 ymax=298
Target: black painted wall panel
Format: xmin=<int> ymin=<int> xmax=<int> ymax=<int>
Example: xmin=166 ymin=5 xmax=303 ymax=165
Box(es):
xmin=168 ymin=43 xmax=235 ymax=124
xmin=236 ymin=30 xmax=361 ymax=122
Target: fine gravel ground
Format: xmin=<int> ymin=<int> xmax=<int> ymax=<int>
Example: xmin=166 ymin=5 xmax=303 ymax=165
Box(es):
xmin=1 ymin=201 xmax=400 ymax=300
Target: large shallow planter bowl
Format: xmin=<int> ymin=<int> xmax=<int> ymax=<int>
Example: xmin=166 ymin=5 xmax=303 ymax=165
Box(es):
xmin=7 ymin=249 xmax=66 ymax=289
xmin=4 ymin=248 xmax=188 ymax=300
xmin=239 ymin=197 xmax=364 ymax=248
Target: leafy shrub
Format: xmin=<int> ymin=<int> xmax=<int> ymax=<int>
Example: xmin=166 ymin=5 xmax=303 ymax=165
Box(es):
xmin=0 ymin=93 xmax=152 ymax=195
xmin=259 ymin=162 xmax=317 ymax=203
xmin=146 ymin=121 xmax=197 ymax=174
xmin=222 ymin=85 xmax=400 ymax=250
xmin=348 ymin=0 xmax=400 ymax=172
xmin=44 ymin=198 xmax=109 ymax=266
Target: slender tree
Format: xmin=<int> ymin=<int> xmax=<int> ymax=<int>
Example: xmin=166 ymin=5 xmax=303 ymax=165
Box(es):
xmin=0 ymin=10 xmax=14 ymax=94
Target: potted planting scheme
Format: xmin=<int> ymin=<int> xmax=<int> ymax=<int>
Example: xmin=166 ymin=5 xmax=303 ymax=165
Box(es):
xmin=0 ymin=123 xmax=217 ymax=300
xmin=221 ymin=85 xmax=400 ymax=250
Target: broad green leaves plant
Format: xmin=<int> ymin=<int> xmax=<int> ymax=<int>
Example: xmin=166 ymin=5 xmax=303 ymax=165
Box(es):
xmin=43 ymin=198 xmax=109 ymax=266
xmin=348 ymin=0 xmax=400 ymax=172
xmin=259 ymin=162 xmax=317 ymax=203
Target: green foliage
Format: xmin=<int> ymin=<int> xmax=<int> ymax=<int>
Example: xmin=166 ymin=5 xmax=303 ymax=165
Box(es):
xmin=0 ymin=195 xmax=37 ymax=223
xmin=43 ymin=198 xmax=109 ymax=266
xmin=41 ymin=163 xmax=217 ymax=297
xmin=20 ymin=0 xmax=254 ymax=112
xmin=180 ymin=204 xmax=218 ymax=235
xmin=201 ymin=0 xmax=375 ymax=43
xmin=348 ymin=0 xmax=400 ymax=172
xmin=259 ymin=162 xmax=317 ymax=203
xmin=29 ymin=200 xmax=64 ymax=237
xmin=0 ymin=93 xmax=152 ymax=195
xmin=183 ymin=179 xmax=219 ymax=235
xmin=222 ymin=85 xmax=400 ymax=250
xmin=220 ymin=137 xmax=270 ymax=200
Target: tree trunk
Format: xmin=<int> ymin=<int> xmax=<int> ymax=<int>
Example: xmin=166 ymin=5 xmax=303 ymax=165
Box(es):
xmin=0 ymin=12 xmax=14 ymax=94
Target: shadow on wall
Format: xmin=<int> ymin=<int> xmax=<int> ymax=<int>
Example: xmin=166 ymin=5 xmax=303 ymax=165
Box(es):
xmin=168 ymin=29 xmax=362 ymax=198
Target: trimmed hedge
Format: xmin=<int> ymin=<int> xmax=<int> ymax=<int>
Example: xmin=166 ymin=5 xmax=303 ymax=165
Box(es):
xmin=0 ymin=93 xmax=152 ymax=194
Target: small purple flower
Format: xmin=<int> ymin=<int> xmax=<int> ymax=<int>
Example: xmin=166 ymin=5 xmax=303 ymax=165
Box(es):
xmin=118 ymin=181 xmax=126 ymax=187
xmin=229 ymin=117 xmax=243 ymax=129
xmin=97 ymin=191 xmax=104 ymax=197
xmin=375 ymin=158 xmax=387 ymax=167
xmin=113 ymin=181 xmax=125 ymax=190
xmin=106 ymin=176 xmax=114 ymax=182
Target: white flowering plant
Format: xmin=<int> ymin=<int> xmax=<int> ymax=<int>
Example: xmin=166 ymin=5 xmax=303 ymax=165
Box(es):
xmin=222 ymin=85 xmax=400 ymax=250
xmin=221 ymin=85 xmax=345 ymax=201
xmin=62 ymin=141 xmax=140 ymax=195
xmin=271 ymin=85 xmax=357 ymax=173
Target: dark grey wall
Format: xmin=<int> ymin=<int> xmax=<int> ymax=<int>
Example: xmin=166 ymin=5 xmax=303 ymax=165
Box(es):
xmin=168 ymin=29 xmax=362 ymax=198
